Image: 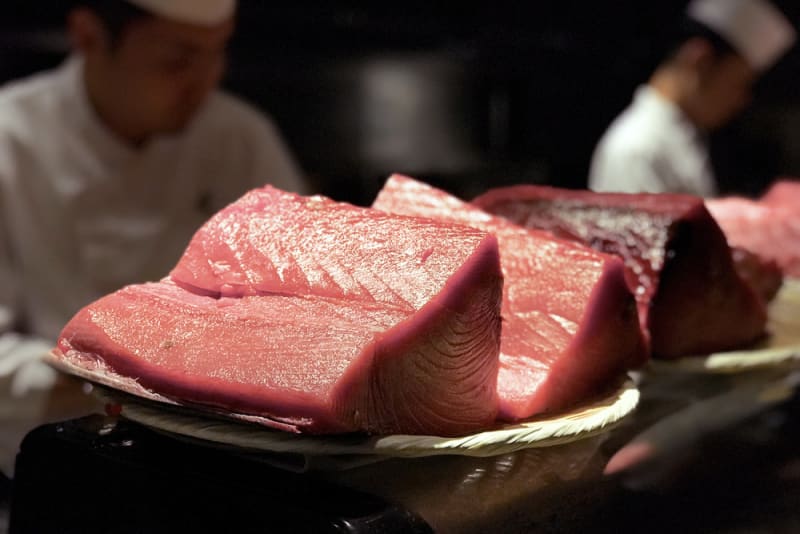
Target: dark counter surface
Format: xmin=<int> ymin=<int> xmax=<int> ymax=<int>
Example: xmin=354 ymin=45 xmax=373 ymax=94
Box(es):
xmin=4 ymin=366 xmax=800 ymax=533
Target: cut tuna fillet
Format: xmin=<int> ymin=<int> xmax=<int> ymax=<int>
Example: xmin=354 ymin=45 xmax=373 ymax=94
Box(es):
xmin=473 ymin=185 xmax=768 ymax=358
xmin=707 ymin=196 xmax=800 ymax=278
xmin=373 ymin=175 xmax=646 ymax=420
xmin=57 ymin=187 xmax=504 ymax=436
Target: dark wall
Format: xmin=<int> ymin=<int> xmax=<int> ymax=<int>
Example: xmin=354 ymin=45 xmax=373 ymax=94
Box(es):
xmin=225 ymin=2 xmax=693 ymax=202
xmin=1 ymin=1 xmax=798 ymax=203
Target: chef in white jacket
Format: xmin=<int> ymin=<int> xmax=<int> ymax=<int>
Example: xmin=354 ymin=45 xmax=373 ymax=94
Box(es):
xmin=0 ymin=0 xmax=307 ymax=471
xmin=589 ymin=0 xmax=796 ymax=197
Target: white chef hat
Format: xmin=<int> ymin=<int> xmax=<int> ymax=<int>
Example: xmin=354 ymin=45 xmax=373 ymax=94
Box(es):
xmin=125 ymin=0 xmax=236 ymax=26
xmin=687 ymin=0 xmax=796 ymax=71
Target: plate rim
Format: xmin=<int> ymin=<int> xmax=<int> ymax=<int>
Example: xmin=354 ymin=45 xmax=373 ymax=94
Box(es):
xmin=91 ymin=377 xmax=639 ymax=459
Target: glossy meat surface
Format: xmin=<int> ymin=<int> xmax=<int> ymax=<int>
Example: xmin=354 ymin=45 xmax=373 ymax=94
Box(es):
xmin=58 ymin=187 xmax=504 ymax=436
xmin=171 ymin=187 xmax=491 ymax=310
xmin=373 ymin=175 xmax=645 ymax=419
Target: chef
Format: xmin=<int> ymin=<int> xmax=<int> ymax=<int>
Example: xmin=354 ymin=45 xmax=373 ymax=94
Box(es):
xmin=589 ymin=0 xmax=796 ymax=196
xmin=0 ymin=0 xmax=307 ymax=468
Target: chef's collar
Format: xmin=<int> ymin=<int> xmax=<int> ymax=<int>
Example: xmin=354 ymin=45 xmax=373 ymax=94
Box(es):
xmin=634 ymin=85 xmax=707 ymax=140
xmin=634 ymin=86 xmax=685 ymax=123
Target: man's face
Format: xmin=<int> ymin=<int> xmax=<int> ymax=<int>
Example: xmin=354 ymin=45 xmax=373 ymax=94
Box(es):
xmin=98 ymin=15 xmax=234 ymax=136
xmin=691 ymin=52 xmax=756 ymax=130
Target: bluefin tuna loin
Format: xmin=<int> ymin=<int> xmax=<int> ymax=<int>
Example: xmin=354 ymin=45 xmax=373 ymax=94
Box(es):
xmin=474 ymin=185 xmax=768 ymax=358
xmin=373 ymin=175 xmax=646 ymax=420
xmin=57 ymin=187 xmax=503 ymax=436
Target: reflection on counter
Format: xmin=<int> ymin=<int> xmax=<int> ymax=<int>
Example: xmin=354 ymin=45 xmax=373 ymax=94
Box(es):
xmin=6 ymin=363 xmax=800 ymax=533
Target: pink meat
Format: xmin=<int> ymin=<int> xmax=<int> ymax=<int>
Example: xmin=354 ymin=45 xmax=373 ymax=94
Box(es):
xmin=171 ymin=187 xmax=498 ymax=310
xmin=728 ymin=247 xmax=784 ymax=304
xmin=473 ymin=185 xmax=769 ymax=358
xmin=761 ymin=179 xmax=800 ymax=210
xmin=57 ymin=187 xmax=504 ymax=436
xmin=707 ymin=196 xmax=800 ymax=278
xmin=373 ymin=175 xmax=646 ymax=421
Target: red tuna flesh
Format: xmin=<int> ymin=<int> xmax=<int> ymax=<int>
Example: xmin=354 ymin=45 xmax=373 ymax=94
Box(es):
xmin=57 ymin=187 xmax=503 ymax=436
xmin=171 ymin=186 xmax=496 ymax=310
xmin=373 ymin=175 xmax=646 ymax=421
xmin=707 ymin=196 xmax=800 ymax=278
xmin=762 ymin=179 xmax=800 ymax=210
xmin=727 ymin=247 xmax=783 ymax=304
xmin=473 ymin=185 xmax=768 ymax=358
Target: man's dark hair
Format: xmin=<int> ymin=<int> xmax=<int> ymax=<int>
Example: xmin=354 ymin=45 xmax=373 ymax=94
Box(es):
xmin=72 ymin=1 xmax=153 ymax=46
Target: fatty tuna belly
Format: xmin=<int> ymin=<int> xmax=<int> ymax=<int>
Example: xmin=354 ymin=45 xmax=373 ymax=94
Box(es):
xmin=473 ymin=185 xmax=767 ymax=358
xmin=373 ymin=175 xmax=645 ymax=421
xmin=57 ymin=275 xmax=502 ymax=436
xmin=170 ymin=186 xmax=495 ymax=312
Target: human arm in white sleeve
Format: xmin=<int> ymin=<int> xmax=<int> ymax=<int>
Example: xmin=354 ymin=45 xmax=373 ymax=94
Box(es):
xmin=0 ymin=199 xmax=56 ymax=396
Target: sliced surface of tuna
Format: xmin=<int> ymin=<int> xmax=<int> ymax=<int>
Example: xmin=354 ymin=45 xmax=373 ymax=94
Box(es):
xmin=473 ymin=185 xmax=768 ymax=358
xmin=57 ymin=187 xmax=504 ymax=436
xmin=373 ymin=175 xmax=646 ymax=420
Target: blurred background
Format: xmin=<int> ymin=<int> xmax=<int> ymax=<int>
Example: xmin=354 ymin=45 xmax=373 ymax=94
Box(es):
xmin=3 ymin=0 xmax=799 ymax=205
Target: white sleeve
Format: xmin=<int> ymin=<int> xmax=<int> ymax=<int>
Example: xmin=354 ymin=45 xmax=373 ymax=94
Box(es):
xmin=589 ymin=146 xmax=673 ymax=194
xmin=0 ymin=333 xmax=56 ymax=396
xmin=0 ymin=193 xmax=18 ymax=335
xmin=0 ymin=168 xmax=57 ymax=396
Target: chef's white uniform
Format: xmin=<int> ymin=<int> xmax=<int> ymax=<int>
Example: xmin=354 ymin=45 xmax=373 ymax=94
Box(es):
xmin=588 ymin=86 xmax=718 ymax=197
xmin=0 ymin=56 xmax=306 ymax=396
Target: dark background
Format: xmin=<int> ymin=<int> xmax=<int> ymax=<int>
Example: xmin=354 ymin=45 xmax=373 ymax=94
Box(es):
xmin=2 ymin=1 xmax=799 ymax=205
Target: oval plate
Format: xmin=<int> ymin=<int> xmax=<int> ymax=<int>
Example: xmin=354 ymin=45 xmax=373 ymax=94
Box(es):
xmin=87 ymin=378 xmax=639 ymax=459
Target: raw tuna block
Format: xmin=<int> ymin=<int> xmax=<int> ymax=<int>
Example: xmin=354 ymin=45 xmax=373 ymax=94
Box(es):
xmin=707 ymin=196 xmax=800 ymax=278
xmin=474 ymin=185 xmax=768 ymax=358
xmin=373 ymin=175 xmax=646 ymax=420
xmin=57 ymin=187 xmax=503 ymax=436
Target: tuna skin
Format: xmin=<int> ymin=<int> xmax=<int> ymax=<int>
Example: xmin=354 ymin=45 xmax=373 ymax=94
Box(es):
xmin=473 ymin=185 xmax=768 ymax=359
xmin=57 ymin=187 xmax=504 ymax=437
xmin=373 ymin=175 xmax=646 ymax=421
